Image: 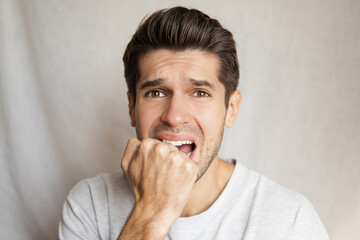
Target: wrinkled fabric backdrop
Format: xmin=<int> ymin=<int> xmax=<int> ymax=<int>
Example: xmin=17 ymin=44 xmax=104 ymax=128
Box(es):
xmin=0 ymin=0 xmax=359 ymax=239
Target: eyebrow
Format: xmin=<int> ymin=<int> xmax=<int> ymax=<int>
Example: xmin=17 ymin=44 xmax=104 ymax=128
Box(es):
xmin=138 ymin=78 xmax=164 ymax=90
xmin=138 ymin=77 xmax=215 ymax=90
xmin=187 ymin=78 xmax=215 ymax=89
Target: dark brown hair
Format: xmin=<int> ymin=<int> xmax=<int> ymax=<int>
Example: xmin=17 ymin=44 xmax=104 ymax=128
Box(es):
xmin=123 ymin=6 xmax=239 ymax=107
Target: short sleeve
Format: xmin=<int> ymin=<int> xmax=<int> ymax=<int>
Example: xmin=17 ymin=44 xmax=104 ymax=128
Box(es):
xmin=291 ymin=196 xmax=329 ymax=240
xmin=59 ymin=181 xmax=100 ymax=240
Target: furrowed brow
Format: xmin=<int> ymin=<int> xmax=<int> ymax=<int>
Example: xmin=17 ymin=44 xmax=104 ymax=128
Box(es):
xmin=138 ymin=78 xmax=164 ymax=90
xmin=188 ymin=78 xmax=215 ymax=89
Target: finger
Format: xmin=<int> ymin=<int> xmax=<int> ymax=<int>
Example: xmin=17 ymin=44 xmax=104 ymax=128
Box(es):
xmin=121 ymin=138 xmax=141 ymax=174
xmin=161 ymin=141 xmax=179 ymax=152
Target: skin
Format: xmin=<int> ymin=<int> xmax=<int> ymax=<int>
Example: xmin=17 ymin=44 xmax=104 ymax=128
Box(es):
xmin=118 ymin=49 xmax=241 ymax=240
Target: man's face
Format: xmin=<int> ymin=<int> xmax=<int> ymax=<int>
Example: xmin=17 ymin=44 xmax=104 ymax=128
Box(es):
xmin=128 ymin=49 xmax=235 ymax=180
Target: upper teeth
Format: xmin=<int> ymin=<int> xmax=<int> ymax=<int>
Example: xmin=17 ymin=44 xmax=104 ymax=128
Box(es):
xmin=162 ymin=139 xmax=193 ymax=146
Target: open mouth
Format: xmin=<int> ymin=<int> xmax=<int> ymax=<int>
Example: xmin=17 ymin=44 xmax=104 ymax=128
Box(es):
xmin=162 ymin=139 xmax=196 ymax=157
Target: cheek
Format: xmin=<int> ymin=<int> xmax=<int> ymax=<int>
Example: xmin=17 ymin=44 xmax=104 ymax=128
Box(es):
xmin=193 ymin=104 xmax=226 ymax=132
xmin=135 ymin=104 xmax=162 ymax=135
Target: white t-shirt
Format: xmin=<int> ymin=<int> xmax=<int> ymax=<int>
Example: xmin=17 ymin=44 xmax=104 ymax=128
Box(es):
xmin=59 ymin=160 xmax=329 ymax=239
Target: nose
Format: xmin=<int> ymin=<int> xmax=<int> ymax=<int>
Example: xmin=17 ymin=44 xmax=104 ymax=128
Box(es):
xmin=160 ymin=93 xmax=191 ymax=127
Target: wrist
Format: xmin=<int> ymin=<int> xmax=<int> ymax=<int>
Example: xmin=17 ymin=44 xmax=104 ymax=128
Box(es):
xmin=134 ymin=201 xmax=176 ymax=236
xmin=119 ymin=202 xmax=176 ymax=240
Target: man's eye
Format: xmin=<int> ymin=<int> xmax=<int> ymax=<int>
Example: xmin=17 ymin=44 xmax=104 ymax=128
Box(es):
xmin=193 ymin=90 xmax=210 ymax=97
xmin=145 ymin=90 xmax=165 ymax=98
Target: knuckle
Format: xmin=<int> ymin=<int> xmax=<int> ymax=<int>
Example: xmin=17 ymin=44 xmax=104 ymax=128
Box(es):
xmin=138 ymin=143 xmax=146 ymax=154
xmin=127 ymin=138 xmax=141 ymax=151
xmin=155 ymin=142 xmax=170 ymax=155
xmin=186 ymin=161 xmax=199 ymax=176
xmin=139 ymin=138 xmax=153 ymax=151
xmin=168 ymin=151 xmax=182 ymax=162
xmin=121 ymin=163 xmax=126 ymax=173
xmin=141 ymin=138 xmax=153 ymax=146
xmin=121 ymin=160 xmax=126 ymax=169
xmin=168 ymin=151 xmax=189 ymax=168
xmin=128 ymin=137 xmax=138 ymax=145
xmin=184 ymin=161 xmax=195 ymax=172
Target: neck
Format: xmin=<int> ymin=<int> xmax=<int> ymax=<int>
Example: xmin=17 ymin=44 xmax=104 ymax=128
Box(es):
xmin=180 ymin=157 xmax=235 ymax=217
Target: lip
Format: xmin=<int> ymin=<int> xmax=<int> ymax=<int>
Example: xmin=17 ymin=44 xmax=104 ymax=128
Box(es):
xmin=156 ymin=132 xmax=196 ymax=142
xmin=155 ymin=133 xmax=197 ymax=160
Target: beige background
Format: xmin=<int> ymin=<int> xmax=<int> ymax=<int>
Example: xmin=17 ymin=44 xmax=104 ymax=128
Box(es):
xmin=1 ymin=0 xmax=359 ymax=239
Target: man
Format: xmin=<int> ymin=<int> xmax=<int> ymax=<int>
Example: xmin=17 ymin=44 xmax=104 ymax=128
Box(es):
xmin=59 ymin=7 xmax=329 ymax=240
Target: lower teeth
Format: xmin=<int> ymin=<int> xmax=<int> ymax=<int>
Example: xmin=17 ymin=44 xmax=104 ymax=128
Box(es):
xmin=187 ymin=151 xmax=192 ymax=157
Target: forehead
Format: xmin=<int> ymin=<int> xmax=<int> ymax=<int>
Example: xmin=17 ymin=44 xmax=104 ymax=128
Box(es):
xmin=138 ymin=49 xmax=221 ymax=87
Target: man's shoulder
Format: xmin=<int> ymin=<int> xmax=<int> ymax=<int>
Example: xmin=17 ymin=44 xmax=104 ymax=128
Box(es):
xmin=66 ymin=171 xmax=130 ymax=204
xmin=233 ymin=161 xmax=329 ymax=239
xmin=254 ymin=169 xmax=306 ymax=204
xmin=60 ymin=172 xmax=133 ymax=238
xmin=236 ymin=161 xmax=309 ymax=206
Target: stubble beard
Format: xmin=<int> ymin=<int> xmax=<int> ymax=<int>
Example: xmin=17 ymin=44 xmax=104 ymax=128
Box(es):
xmin=136 ymin=122 xmax=225 ymax=183
xmin=195 ymin=125 xmax=224 ymax=182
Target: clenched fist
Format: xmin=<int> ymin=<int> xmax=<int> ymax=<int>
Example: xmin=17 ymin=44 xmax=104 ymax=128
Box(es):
xmin=119 ymin=138 xmax=199 ymax=240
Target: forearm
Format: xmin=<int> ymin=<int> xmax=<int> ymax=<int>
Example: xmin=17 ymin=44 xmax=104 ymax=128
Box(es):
xmin=118 ymin=203 xmax=174 ymax=240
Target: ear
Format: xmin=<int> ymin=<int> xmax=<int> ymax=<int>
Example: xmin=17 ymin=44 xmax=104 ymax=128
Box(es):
xmin=127 ymin=91 xmax=136 ymax=127
xmin=225 ymin=90 xmax=241 ymax=128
